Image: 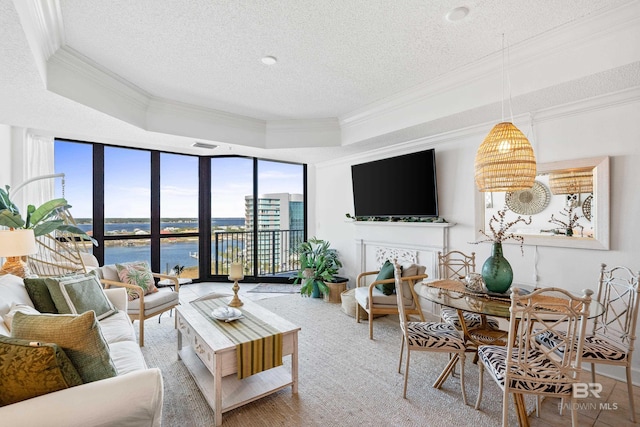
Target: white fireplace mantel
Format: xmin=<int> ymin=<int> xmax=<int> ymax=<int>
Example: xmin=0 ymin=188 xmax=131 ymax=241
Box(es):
xmin=351 ymin=221 xmax=455 ymax=280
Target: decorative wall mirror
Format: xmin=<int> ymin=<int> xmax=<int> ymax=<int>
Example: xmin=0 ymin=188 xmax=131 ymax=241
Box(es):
xmin=475 ymin=156 xmax=610 ymax=250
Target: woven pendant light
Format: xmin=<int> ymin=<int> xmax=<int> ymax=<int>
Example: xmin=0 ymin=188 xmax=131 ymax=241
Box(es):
xmin=475 ymin=122 xmax=536 ymax=192
xmin=474 ymin=34 xmax=536 ymax=192
xmin=548 ymin=168 xmax=593 ymax=195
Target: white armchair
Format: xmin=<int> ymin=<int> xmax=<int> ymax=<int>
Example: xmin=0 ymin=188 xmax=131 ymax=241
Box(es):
xmin=95 ymin=264 xmax=181 ymax=347
xmin=354 ymin=261 xmax=427 ymax=339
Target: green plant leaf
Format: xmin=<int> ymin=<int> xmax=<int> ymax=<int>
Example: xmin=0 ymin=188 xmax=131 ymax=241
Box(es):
xmin=33 ymin=219 xmax=64 ymax=236
xmin=29 ymin=198 xmax=70 ymax=226
xmin=0 ymin=186 xmax=19 ymax=213
xmin=0 ymin=210 xmax=25 ymax=228
xmin=24 ymin=204 xmax=35 ymax=228
xmin=317 ymin=280 xmax=330 ymax=295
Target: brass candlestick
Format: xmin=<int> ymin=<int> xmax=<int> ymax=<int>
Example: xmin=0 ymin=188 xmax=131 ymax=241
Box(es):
xmin=228 ymin=276 xmax=244 ymax=307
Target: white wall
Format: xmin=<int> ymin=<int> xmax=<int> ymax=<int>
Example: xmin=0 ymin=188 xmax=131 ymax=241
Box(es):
xmin=314 ymin=90 xmax=640 ymax=382
xmin=0 ymin=125 xmax=10 ymax=185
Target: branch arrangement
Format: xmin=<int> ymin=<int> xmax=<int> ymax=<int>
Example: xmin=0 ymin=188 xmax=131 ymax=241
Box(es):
xmin=549 ymin=205 xmax=584 ymax=236
xmin=473 ymin=205 xmax=532 ymax=254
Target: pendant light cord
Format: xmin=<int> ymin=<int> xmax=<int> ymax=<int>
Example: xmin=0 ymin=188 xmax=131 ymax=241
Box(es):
xmin=506 ymin=36 xmax=514 ymax=122
xmin=501 ymin=33 xmax=505 ymax=122
xmin=501 ymin=33 xmax=515 ymax=123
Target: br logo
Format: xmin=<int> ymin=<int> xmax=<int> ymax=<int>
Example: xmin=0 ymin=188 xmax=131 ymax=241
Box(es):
xmin=572 ymin=383 xmax=603 ymax=399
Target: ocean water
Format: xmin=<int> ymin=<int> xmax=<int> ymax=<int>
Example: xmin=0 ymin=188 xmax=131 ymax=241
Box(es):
xmin=105 ymin=241 xmax=199 ymax=272
xmin=104 ymin=240 xmax=246 ymax=274
xmin=92 ymin=219 xmax=245 ymax=274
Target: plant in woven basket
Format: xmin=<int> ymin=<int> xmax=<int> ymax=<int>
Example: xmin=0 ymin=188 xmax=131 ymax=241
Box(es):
xmin=472 ymin=205 xmax=532 ymax=254
xmin=292 ymin=237 xmax=342 ymax=298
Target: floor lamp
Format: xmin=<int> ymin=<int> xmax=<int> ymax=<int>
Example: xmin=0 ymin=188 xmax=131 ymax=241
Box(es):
xmin=0 ymin=229 xmax=38 ymax=278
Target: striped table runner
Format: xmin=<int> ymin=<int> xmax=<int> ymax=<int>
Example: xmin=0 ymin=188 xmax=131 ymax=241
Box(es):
xmin=191 ymin=298 xmax=283 ymax=379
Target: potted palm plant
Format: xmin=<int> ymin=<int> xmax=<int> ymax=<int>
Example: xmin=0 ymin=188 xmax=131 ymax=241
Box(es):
xmin=292 ymin=237 xmax=345 ymax=299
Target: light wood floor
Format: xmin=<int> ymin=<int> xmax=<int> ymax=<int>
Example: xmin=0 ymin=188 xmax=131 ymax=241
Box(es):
xmin=176 ymin=282 xmax=640 ymax=427
xmin=528 ymin=372 xmax=640 ymax=427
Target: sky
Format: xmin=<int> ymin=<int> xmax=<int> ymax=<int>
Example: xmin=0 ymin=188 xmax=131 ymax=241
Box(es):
xmin=54 ymin=141 xmax=303 ymax=218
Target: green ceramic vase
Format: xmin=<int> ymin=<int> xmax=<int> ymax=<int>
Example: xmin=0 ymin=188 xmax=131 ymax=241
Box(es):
xmin=481 ymin=242 xmax=513 ymax=293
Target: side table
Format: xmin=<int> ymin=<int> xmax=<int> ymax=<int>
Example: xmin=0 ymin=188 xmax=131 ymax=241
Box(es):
xmin=157 ymin=277 xmax=192 ymax=291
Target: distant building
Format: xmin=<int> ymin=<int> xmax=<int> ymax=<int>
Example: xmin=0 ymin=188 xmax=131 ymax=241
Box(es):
xmin=244 ymin=193 xmax=303 ymax=274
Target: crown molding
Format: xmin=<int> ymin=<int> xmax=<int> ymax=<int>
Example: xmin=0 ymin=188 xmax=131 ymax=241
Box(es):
xmin=50 ymin=46 xmax=150 ymax=108
xmin=532 ymin=85 xmax=640 ymax=123
xmin=145 ymin=97 xmax=266 ymax=147
xmin=266 ymin=118 xmax=340 ymax=148
xmin=317 ymin=85 xmax=640 ymax=170
xmin=339 ymin=0 xmax=640 ymax=145
xmin=12 ymin=0 xmax=65 ymax=83
xmin=46 ymin=46 xmax=150 ymax=127
xmin=15 ymin=0 xmax=640 ymax=152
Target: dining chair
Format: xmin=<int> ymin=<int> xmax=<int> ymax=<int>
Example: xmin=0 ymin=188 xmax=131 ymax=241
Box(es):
xmin=536 ymin=263 xmax=640 ymax=422
xmin=393 ymin=261 xmax=468 ymax=403
xmin=475 ymin=287 xmax=593 ymax=427
xmin=587 ymin=264 xmax=639 ymax=421
xmin=438 ymin=250 xmax=500 ymax=331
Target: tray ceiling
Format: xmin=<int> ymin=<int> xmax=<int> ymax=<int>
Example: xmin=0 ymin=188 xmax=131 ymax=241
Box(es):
xmin=2 ymin=0 xmax=639 ymax=163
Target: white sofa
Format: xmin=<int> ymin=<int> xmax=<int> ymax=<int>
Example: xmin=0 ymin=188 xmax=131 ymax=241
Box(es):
xmin=0 ymin=274 xmax=164 ymax=427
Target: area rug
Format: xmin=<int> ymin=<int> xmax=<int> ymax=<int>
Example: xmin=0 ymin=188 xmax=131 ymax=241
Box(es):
xmin=246 ymin=283 xmax=301 ymax=293
xmin=140 ymin=293 xmax=537 ymax=427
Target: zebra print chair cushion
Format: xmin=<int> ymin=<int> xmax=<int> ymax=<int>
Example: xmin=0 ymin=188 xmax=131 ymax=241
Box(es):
xmin=477 ymin=345 xmax=574 ymax=395
xmin=405 ymin=321 xmax=466 ymax=351
xmin=441 ymin=307 xmax=500 ymax=330
xmin=535 ymin=330 xmax=627 ymax=362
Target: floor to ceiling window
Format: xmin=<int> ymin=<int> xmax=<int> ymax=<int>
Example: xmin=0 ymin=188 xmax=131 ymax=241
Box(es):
xmin=255 ymin=160 xmax=304 ymax=277
xmin=53 ymin=140 xmax=93 ymax=234
xmin=210 ymin=157 xmax=253 ymax=277
xmin=54 ymin=139 xmax=306 ymax=282
xmin=160 ymin=153 xmax=199 ymax=279
xmin=103 ymin=146 xmax=151 ymax=266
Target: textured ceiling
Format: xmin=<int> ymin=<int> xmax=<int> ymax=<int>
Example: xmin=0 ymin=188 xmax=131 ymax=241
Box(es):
xmin=59 ymin=0 xmax=627 ymax=120
xmin=0 ymin=0 xmax=638 ymax=163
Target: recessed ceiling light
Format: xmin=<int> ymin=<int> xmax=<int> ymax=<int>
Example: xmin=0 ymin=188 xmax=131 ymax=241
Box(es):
xmin=445 ymin=6 xmax=470 ymax=22
xmin=192 ymin=141 xmax=218 ymax=149
xmin=261 ymin=56 xmax=277 ymax=65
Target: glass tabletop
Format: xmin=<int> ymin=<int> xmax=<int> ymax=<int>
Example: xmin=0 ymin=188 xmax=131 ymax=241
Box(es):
xmin=416 ymin=280 xmax=605 ymax=319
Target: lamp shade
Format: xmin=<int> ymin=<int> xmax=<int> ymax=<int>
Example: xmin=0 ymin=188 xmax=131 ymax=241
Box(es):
xmin=474 ymin=122 xmax=537 ymax=192
xmin=0 ymin=229 xmax=38 ymax=257
xmin=549 ymin=168 xmax=593 ymax=195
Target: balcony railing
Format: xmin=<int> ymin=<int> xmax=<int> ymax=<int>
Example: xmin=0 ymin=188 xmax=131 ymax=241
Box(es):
xmin=212 ymin=229 xmax=305 ymax=278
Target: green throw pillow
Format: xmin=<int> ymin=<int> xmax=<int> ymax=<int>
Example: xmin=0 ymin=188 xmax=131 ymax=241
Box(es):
xmin=57 ymin=274 xmax=117 ymax=320
xmin=11 ymin=311 xmax=117 ymax=383
xmin=24 ymin=278 xmax=58 ymax=314
xmin=0 ymin=335 xmax=83 ymax=406
xmin=44 ymin=277 xmax=73 ymax=314
xmin=375 ymin=260 xmax=396 ymax=296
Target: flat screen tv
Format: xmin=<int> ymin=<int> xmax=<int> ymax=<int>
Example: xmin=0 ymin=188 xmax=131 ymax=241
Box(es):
xmin=351 ymin=149 xmax=438 ymax=218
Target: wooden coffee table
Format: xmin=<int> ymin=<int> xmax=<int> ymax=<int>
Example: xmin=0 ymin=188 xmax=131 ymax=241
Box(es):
xmin=176 ymin=296 xmax=300 ymax=426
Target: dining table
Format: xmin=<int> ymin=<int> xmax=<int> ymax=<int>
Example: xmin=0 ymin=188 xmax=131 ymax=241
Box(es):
xmin=416 ymin=279 xmax=605 ymax=427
